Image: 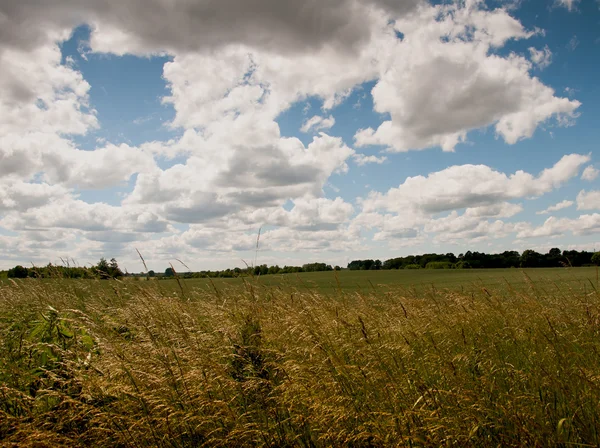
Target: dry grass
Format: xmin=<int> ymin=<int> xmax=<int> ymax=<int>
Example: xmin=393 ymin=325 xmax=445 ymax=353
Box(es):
xmin=1 ymin=275 xmax=600 ymax=447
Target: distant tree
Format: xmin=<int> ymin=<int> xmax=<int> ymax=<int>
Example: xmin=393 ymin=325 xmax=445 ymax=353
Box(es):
xmin=7 ymin=265 xmax=29 ymax=278
xmin=454 ymin=261 xmax=471 ymax=269
xmin=592 ymin=252 xmax=600 ymax=266
xmin=95 ymin=258 xmax=111 ymax=278
xmin=253 ymin=264 xmax=268 ymax=276
xmin=148 ymin=270 xmax=156 ymax=277
xmin=109 ymin=258 xmax=124 ymax=278
xmin=548 ymin=248 xmax=561 ymax=258
xmin=334 ymin=265 xmax=341 ymax=271
xmin=302 ymin=263 xmax=333 ymax=272
xmin=520 ymin=250 xmax=542 ymax=268
xmin=164 ymin=267 xmax=175 ymax=277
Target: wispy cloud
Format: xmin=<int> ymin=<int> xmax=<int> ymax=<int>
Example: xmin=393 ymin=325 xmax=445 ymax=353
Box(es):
xmin=536 ymin=200 xmax=574 ymax=215
xmin=300 ymin=115 xmax=335 ymax=133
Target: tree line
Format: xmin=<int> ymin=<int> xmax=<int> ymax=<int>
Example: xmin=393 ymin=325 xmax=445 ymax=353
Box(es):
xmin=2 ymin=258 xmax=124 ymax=279
xmin=157 ymin=262 xmax=340 ymax=279
xmin=349 ymin=248 xmax=600 ymax=270
xmin=3 ymin=249 xmax=599 ymax=280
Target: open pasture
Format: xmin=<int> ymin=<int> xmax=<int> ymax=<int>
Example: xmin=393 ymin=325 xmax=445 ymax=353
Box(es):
xmin=151 ymin=266 xmax=600 ymax=296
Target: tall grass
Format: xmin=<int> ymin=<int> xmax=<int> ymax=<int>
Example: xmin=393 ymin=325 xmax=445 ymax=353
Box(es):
xmin=1 ymin=274 xmax=600 ymax=446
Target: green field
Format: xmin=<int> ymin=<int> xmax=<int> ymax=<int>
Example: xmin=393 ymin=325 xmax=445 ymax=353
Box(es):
xmin=150 ymin=266 xmax=600 ymax=295
xmin=2 ymin=268 xmax=600 ymax=446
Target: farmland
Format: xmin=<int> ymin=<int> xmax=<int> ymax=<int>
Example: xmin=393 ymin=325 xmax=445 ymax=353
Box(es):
xmin=2 ymin=267 xmax=600 ymax=446
xmin=145 ymin=266 xmax=599 ymax=295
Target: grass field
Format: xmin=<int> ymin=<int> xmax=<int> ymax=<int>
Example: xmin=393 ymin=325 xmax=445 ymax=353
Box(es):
xmin=2 ymin=268 xmax=600 ymax=446
xmin=149 ymin=266 xmax=600 ymax=295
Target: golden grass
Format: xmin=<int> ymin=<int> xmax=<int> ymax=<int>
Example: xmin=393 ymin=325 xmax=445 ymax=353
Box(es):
xmin=1 ymin=275 xmax=600 ymax=447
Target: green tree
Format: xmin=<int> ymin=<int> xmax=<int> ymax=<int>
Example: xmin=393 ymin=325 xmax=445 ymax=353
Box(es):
xmin=592 ymin=252 xmax=600 ymax=266
xmin=7 ymin=265 xmax=29 ymax=278
xmin=109 ymin=258 xmax=124 ymax=278
xmin=148 ymin=270 xmax=156 ymax=277
xmin=520 ymin=250 xmax=542 ymax=268
xmin=548 ymin=248 xmax=561 ymax=258
xmin=164 ymin=267 xmax=175 ymax=277
xmin=95 ymin=258 xmax=110 ymax=278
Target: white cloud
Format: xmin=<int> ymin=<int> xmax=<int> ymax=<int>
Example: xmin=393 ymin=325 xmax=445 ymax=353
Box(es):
xmin=0 ymin=43 xmax=97 ymax=137
xmin=517 ymin=214 xmax=600 ymax=238
xmin=354 ymin=1 xmax=580 ymax=152
xmin=361 ymin=153 xmax=589 ymax=214
xmin=0 ymin=133 xmax=155 ymax=189
xmin=301 ymin=115 xmax=336 ymax=133
xmin=244 ymin=196 xmax=355 ymax=231
xmin=428 ymin=215 xmax=516 ymax=244
xmin=348 ymin=155 xmax=588 ymax=247
xmin=125 ymin=126 xmax=354 ymax=223
xmin=582 ymin=166 xmax=599 ymax=181
xmin=352 ymin=154 xmax=388 ymax=166
xmin=0 ymin=182 xmax=71 ymax=213
xmin=1 ymin=199 xmax=172 ymax=235
xmin=577 ymin=190 xmax=600 ymax=211
xmin=536 ymin=200 xmax=574 ymax=215
xmin=0 ymin=0 xmax=422 ymax=55
xmin=555 ymin=0 xmax=580 ymax=11
xmin=529 ymin=46 xmax=552 ymax=69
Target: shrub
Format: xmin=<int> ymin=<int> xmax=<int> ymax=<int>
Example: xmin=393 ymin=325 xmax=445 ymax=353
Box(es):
xmin=425 ymin=261 xmax=453 ymax=269
xmin=404 ymin=264 xmax=421 ymax=269
xmin=7 ymin=265 xmax=29 ymax=278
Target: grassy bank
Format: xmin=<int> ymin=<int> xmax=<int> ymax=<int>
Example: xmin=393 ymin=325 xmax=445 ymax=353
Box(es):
xmin=1 ymin=270 xmax=600 ymax=446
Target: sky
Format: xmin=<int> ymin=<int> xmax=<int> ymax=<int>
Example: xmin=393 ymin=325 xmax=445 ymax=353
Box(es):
xmin=1 ymin=0 xmax=599 ymax=273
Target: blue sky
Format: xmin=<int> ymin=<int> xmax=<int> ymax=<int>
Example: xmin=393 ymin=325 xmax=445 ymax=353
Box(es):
xmin=1 ymin=0 xmax=599 ymax=272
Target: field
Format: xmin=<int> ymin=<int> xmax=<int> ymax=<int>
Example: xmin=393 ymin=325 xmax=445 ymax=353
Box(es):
xmin=159 ymin=267 xmax=600 ymax=295
xmin=2 ymin=267 xmax=600 ymax=446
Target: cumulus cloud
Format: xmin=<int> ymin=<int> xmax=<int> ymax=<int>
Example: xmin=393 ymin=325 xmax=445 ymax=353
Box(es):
xmin=0 ymin=133 xmax=155 ymax=189
xmin=247 ymin=197 xmax=355 ymax=231
xmin=125 ymin=124 xmax=354 ymax=224
xmin=349 ymin=154 xmax=589 ymax=246
xmin=301 ymin=115 xmax=336 ymax=133
xmin=1 ymin=199 xmax=172 ymax=235
xmin=0 ymin=0 xmax=423 ymax=55
xmin=0 ymin=45 xmax=97 ymax=139
xmin=577 ymin=190 xmax=600 ymax=211
xmin=536 ymin=200 xmax=574 ymax=215
xmin=0 ymin=182 xmax=71 ymax=213
xmin=582 ymin=166 xmax=599 ymax=181
xmin=517 ymin=214 xmax=600 ymax=238
xmin=354 ymin=1 xmax=580 ymax=152
xmin=361 ymin=153 xmax=589 ymax=214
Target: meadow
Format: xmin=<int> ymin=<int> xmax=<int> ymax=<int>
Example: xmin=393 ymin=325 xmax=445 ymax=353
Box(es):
xmin=2 ymin=267 xmax=600 ymax=446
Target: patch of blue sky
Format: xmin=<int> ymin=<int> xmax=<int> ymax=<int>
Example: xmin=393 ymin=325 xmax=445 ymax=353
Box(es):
xmin=0 ymin=228 xmax=18 ymax=237
xmin=75 ymin=174 xmax=138 ymax=205
xmin=60 ymin=26 xmax=178 ymax=150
